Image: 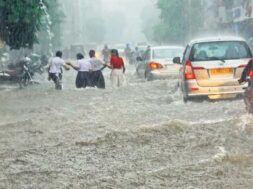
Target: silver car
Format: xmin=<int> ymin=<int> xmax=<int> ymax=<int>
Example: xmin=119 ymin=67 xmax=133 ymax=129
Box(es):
xmin=173 ymin=37 xmax=251 ymax=102
xmin=136 ymin=46 xmax=184 ymax=80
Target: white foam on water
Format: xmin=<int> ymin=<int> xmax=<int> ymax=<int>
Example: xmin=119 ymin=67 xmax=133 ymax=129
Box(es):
xmin=212 ymin=146 xmax=228 ymax=162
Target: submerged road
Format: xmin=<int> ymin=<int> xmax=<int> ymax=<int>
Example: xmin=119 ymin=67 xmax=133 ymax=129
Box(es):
xmin=0 ymin=66 xmax=252 ymax=188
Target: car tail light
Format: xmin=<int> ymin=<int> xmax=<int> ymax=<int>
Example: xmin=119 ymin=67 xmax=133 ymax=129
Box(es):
xmin=185 ymin=60 xmax=196 ymax=80
xmin=191 ymin=88 xmax=199 ymax=91
xmin=148 ymin=62 xmax=163 ymax=70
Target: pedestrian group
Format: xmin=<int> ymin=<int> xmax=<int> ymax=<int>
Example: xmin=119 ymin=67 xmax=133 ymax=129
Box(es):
xmin=48 ymin=48 xmax=126 ymax=90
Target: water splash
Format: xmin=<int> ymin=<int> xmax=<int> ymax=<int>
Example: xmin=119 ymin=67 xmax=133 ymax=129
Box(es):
xmin=212 ymin=146 xmax=228 ymax=163
xmin=39 ymin=0 xmax=53 ymax=56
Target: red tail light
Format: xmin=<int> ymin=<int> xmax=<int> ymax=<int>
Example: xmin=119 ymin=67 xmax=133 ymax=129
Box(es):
xmin=191 ymin=88 xmax=199 ymax=91
xmin=148 ymin=62 xmax=163 ymax=70
xmin=185 ymin=60 xmax=196 ymax=80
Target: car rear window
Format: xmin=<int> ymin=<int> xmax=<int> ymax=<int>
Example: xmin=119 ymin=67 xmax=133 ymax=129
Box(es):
xmin=190 ymin=41 xmax=252 ymax=61
xmin=152 ymin=48 xmax=183 ymax=59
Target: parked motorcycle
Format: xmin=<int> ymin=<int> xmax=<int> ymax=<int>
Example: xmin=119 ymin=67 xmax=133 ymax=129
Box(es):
xmin=0 ymin=54 xmax=48 ymax=88
xmin=19 ymin=60 xmax=39 ymax=88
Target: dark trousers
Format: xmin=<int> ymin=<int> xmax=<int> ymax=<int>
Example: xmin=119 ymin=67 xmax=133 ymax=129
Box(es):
xmin=91 ymin=70 xmax=105 ymax=89
xmin=49 ymin=73 xmax=62 ymax=83
xmin=49 ymin=73 xmax=63 ymax=90
xmin=76 ymin=71 xmax=91 ymax=88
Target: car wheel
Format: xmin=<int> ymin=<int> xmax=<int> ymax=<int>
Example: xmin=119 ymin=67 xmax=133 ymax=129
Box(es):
xmin=181 ymin=83 xmax=189 ymax=103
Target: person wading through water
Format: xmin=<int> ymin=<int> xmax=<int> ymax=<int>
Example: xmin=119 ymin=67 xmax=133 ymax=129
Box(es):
xmin=102 ymin=44 xmax=110 ymax=63
xmin=48 ymin=51 xmax=70 ymax=90
xmin=108 ymin=49 xmax=126 ymax=88
xmin=89 ymin=50 xmax=107 ymax=89
xmin=239 ymin=58 xmax=253 ymax=113
xmin=67 ymin=53 xmax=92 ymax=88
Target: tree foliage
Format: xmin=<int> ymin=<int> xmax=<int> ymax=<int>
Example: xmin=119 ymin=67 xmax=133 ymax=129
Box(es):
xmin=153 ymin=0 xmax=203 ymax=44
xmin=0 ymin=0 xmax=44 ymax=49
xmin=0 ymin=0 xmax=64 ymax=51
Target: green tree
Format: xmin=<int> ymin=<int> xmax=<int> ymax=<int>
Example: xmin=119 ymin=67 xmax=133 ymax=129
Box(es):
xmin=154 ymin=0 xmax=184 ymax=43
xmin=153 ymin=0 xmax=203 ymax=44
xmin=0 ymin=0 xmax=44 ymax=49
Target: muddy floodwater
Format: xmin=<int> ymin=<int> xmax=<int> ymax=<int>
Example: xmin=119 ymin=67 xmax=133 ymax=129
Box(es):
xmin=0 ymin=66 xmax=253 ymax=189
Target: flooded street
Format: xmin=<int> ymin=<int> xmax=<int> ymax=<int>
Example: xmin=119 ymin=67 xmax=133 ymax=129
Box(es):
xmin=0 ymin=66 xmax=253 ymax=188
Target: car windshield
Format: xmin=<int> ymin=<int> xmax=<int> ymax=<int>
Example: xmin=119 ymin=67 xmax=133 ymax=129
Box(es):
xmin=152 ymin=48 xmax=183 ymax=59
xmin=190 ymin=41 xmax=252 ymax=61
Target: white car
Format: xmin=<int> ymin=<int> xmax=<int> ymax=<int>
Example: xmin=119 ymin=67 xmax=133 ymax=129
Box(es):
xmin=136 ymin=46 xmax=184 ymax=80
xmin=173 ymin=37 xmax=251 ymax=102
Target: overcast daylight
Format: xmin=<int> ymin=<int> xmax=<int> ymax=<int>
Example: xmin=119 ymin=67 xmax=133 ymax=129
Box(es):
xmin=0 ymin=0 xmax=253 ymax=188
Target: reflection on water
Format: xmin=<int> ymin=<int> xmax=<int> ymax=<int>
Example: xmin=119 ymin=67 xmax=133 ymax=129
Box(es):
xmin=0 ymin=65 xmax=252 ymax=188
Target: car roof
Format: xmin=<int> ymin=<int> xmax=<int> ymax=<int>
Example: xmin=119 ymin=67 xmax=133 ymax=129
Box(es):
xmin=151 ymin=46 xmax=184 ymax=50
xmin=188 ymin=36 xmax=246 ymax=46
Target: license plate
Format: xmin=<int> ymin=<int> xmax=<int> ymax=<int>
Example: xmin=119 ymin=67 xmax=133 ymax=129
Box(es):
xmin=210 ymin=68 xmax=233 ymax=75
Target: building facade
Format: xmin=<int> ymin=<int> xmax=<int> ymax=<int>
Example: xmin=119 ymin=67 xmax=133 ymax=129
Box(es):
xmin=217 ymin=0 xmax=253 ymax=39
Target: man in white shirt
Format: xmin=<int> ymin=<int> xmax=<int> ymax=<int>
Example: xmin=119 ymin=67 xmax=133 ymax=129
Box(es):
xmin=48 ymin=51 xmax=69 ymax=90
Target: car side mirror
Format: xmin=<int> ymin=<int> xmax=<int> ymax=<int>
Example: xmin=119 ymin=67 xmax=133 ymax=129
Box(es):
xmin=173 ymin=57 xmax=181 ymax=64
